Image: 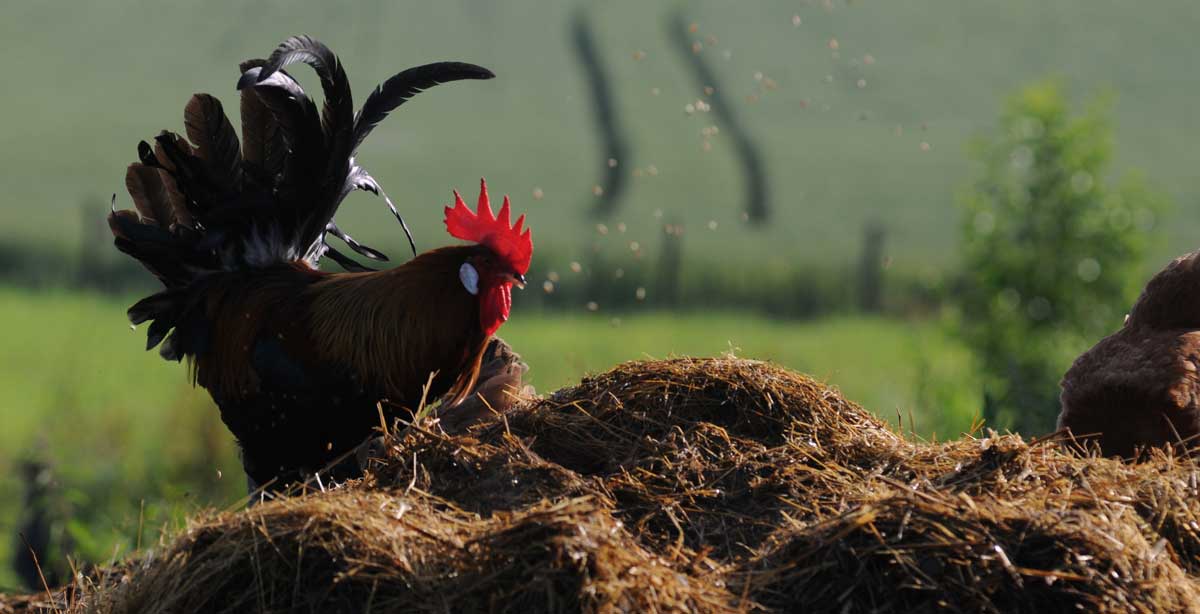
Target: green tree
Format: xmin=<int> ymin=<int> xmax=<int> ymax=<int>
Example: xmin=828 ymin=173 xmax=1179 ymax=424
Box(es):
xmin=957 ymin=80 xmax=1167 ymax=434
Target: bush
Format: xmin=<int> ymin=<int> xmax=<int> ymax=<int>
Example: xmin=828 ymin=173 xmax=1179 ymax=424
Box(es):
xmin=956 ymin=80 xmax=1168 ymax=434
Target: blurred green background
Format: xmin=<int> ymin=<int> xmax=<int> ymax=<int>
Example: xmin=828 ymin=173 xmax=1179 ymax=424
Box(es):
xmin=0 ymin=0 xmax=1194 ymax=591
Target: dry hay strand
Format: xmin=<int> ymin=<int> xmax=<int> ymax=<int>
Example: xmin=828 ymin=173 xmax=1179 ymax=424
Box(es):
xmin=17 ymin=357 xmax=1200 ymax=613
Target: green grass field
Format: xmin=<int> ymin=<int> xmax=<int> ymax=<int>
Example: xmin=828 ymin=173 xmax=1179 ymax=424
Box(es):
xmin=0 ymin=286 xmax=981 ymax=589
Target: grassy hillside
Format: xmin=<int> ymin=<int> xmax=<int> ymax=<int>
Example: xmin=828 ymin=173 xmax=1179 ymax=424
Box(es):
xmin=0 ymin=0 xmax=1195 ymax=279
xmin=0 ymin=286 xmax=980 ymax=589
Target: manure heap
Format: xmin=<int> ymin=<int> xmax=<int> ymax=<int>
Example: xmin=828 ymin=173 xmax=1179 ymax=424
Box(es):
xmin=7 ymin=357 xmax=1200 ymax=613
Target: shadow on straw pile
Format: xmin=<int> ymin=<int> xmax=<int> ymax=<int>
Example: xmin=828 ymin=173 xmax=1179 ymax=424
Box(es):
xmin=16 ymin=357 xmax=1200 ymax=613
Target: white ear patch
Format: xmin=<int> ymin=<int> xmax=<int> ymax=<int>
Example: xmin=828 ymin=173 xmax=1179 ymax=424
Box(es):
xmin=459 ymin=262 xmax=480 ymax=295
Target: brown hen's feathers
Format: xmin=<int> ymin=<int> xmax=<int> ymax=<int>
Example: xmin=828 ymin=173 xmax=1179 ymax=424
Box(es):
xmin=1127 ymin=252 xmax=1200 ymax=331
xmin=1059 ymin=250 xmax=1200 ymax=457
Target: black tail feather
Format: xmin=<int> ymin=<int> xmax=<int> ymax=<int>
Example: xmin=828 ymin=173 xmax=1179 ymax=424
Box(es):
xmin=353 ymin=62 xmax=494 ymax=154
xmin=237 ymin=59 xmax=287 ymax=181
xmin=183 ymin=94 xmax=243 ymax=193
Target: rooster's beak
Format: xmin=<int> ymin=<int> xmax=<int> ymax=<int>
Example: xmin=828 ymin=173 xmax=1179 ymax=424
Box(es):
xmin=509 ymin=273 xmax=527 ymax=289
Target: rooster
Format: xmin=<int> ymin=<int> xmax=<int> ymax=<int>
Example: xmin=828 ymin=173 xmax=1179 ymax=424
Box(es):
xmin=109 ymin=36 xmax=533 ymax=491
xmin=1058 ymin=251 xmax=1200 ymax=457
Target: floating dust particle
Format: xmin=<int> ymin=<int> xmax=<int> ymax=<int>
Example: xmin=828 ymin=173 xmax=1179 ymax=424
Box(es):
xmin=632 ymin=50 xmax=647 ymax=61
xmin=647 ymin=165 xmax=659 ymax=176
xmin=614 ymin=268 xmax=624 ymax=279
xmin=792 ymin=14 xmax=802 ymax=26
xmin=547 ymin=271 xmax=560 ymax=282
xmin=857 ymin=79 xmax=867 ymax=88
xmin=763 ymin=77 xmax=778 ymax=90
xmin=586 ymin=301 xmax=599 ymax=312
xmin=828 ymin=38 xmax=839 ymax=51
xmin=704 ymin=86 xmax=715 ymax=96
xmin=596 ymin=223 xmax=609 ymax=235
xmin=702 ymin=140 xmax=713 ymax=152
xmin=722 ymin=49 xmax=732 ymax=60
xmin=650 ymin=87 xmax=661 ymax=96
xmin=741 ymin=211 xmax=750 ymax=221
xmin=894 ymin=125 xmax=903 ymax=136
xmin=799 ymin=99 xmax=810 ymax=109
xmin=653 ymin=208 xmax=663 ymax=219
xmin=592 ymin=185 xmax=604 ymax=197
xmin=608 ymin=158 xmax=618 ymax=168
xmin=695 ymin=99 xmax=711 ymax=112
xmin=754 ymin=71 xmax=764 ymax=81
xmin=216 ymin=469 xmax=223 ymax=479
xmin=746 ymin=94 xmax=760 ymax=104
xmin=706 ymin=34 xmax=718 ymax=45
xmin=617 ymin=222 xmax=627 ymax=233
xmin=707 ymin=220 xmax=718 ymax=231
xmin=864 ymin=53 xmax=876 ymax=65
xmin=570 ymin=262 xmax=582 ymax=274
xmin=691 ymin=41 xmax=703 ymax=54
xmin=684 ymin=103 xmax=696 ymax=115
xmin=632 ymin=168 xmax=644 ymax=177
xmin=532 ymin=187 xmax=544 ymax=200
xmin=688 ymin=22 xmax=699 ymax=33
xmin=610 ymin=317 xmax=622 ymax=327
xmin=823 ymin=75 xmax=834 ymax=84
xmin=629 ymin=241 xmax=640 ymax=252
xmin=920 ymin=141 xmax=931 ymax=152
xmin=543 ymin=280 xmax=555 ymax=293
xmin=636 ymin=287 xmax=647 ymax=300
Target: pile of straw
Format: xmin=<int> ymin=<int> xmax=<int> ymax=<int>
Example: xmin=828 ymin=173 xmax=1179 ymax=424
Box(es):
xmin=8 ymin=357 xmax=1200 ymax=612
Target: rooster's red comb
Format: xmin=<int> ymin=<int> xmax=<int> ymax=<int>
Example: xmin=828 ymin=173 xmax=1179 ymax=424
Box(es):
xmin=444 ymin=178 xmax=533 ymax=274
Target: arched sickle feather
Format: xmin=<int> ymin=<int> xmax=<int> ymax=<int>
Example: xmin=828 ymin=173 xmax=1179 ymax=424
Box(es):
xmin=352 ymin=62 xmax=494 ymax=154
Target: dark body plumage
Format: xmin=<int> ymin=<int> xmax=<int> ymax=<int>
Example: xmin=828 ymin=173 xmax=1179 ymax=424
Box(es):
xmin=109 ymin=36 xmax=498 ymax=490
xmin=191 ymin=246 xmax=489 ymax=488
